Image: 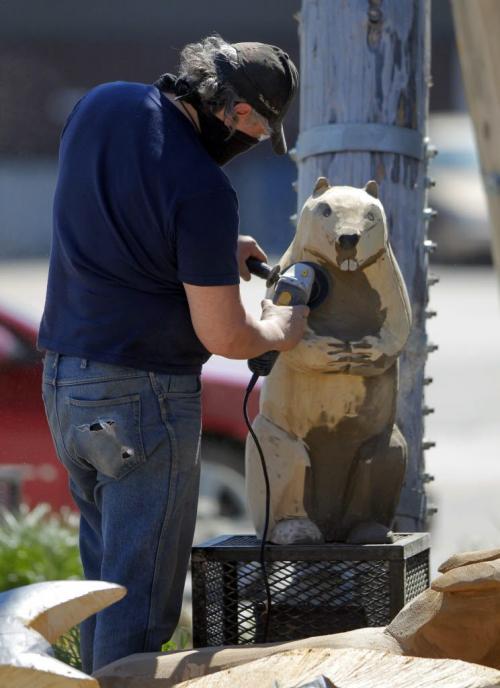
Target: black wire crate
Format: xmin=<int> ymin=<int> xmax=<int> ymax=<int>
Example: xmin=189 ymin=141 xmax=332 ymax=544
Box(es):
xmin=191 ymin=533 xmax=430 ymax=647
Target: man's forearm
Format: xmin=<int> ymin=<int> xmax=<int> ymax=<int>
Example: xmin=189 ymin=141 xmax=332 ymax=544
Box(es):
xmin=209 ymin=313 xmax=284 ymax=359
xmin=184 ymin=283 xmax=307 ymax=360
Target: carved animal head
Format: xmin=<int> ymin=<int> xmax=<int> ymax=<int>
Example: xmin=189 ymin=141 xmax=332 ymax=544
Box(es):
xmin=295 ymin=177 xmax=388 ymax=272
xmin=387 ymin=548 xmax=500 ymax=669
xmin=0 ymin=580 xmax=125 ymax=686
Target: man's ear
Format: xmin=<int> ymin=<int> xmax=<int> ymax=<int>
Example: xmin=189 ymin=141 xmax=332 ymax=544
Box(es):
xmin=233 ymin=103 xmax=252 ymax=117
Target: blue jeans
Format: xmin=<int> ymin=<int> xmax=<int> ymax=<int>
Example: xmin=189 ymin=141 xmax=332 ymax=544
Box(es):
xmin=42 ymin=352 xmax=201 ymax=673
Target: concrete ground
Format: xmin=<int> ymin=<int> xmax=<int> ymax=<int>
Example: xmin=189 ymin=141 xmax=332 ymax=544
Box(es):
xmin=1 ymin=261 xmax=500 ymax=576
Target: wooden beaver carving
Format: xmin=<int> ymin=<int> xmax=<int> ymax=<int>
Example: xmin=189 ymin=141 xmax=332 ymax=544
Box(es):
xmin=246 ymin=178 xmax=412 ymax=545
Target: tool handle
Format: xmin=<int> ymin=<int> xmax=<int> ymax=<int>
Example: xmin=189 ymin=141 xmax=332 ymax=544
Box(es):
xmin=246 ymin=257 xmax=272 ymax=280
xmin=246 ymin=258 xmax=281 ymax=287
xmin=248 ymin=350 xmax=280 ymax=377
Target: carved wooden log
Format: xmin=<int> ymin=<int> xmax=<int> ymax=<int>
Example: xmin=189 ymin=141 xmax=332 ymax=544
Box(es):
xmin=245 ymin=179 xmax=411 ymax=545
xmin=94 ymin=630 xmax=398 ymax=687
xmin=167 ymin=649 xmax=500 ymax=688
xmin=5 ymin=549 xmax=498 ymax=686
xmin=95 ymin=548 xmax=500 ymax=686
xmin=97 ymin=648 xmax=500 ymax=688
xmin=389 ymin=553 xmax=500 ymax=667
xmin=0 ymin=580 xmax=125 ymax=687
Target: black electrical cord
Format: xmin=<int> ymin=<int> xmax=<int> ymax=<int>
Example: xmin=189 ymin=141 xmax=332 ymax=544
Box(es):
xmin=243 ymin=371 xmax=272 ymax=643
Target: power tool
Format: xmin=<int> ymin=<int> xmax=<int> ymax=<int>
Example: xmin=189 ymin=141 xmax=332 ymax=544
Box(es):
xmin=246 ymin=258 xmax=329 ymax=377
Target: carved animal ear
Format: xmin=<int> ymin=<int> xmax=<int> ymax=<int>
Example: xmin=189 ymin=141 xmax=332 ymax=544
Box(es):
xmin=313 ymin=176 xmax=330 ymax=197
xmin=364 ymin=180 xmax=379 ymax=198
xmin=438 ymin=548 xmax=500 ymax=574
xmin=432 ymin=559 xmax=500 ymax=593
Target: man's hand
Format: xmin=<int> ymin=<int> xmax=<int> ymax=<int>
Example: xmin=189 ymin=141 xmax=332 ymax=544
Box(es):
xmin=237 ymin=235 xmax=267 ymax=281
xmin=260 ymin=299 xmax=309 ymax=351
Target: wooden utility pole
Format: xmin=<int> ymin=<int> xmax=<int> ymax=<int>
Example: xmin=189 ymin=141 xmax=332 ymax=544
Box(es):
xmin=452 ymin=0 xmax=500 ymax=278
xmin=295 ymin=0 xmax=434 ymax=530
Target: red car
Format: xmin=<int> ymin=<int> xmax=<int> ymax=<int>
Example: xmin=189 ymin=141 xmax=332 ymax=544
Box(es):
xmin=0 ymin=304 xmax=260 ymax=517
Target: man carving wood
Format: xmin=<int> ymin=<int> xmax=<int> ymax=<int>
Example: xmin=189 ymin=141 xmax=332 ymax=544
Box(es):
xmin=37 ymin=36 xmax=307 ymax=673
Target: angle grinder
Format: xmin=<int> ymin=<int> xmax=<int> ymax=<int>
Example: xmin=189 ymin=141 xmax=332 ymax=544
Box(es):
xmin=246 ymin=257 xmax=329 ymax=376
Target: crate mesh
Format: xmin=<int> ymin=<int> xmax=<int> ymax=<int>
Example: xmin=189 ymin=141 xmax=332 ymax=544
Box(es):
xmin=404 ymin=550 xmax=430 ymax=602
xmin=192 ymin=535 xmax=429 ymax=647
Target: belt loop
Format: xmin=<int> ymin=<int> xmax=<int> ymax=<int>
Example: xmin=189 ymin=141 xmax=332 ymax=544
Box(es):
xmin=149 ymin=372 xmax=161 ymax=396
xmin=80 ymin=358 xmax=88 ymax=369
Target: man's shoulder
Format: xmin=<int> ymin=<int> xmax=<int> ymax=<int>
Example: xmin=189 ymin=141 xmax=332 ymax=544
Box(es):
xmin=61 ymin=82 xmax=158 ymax=136
xmin=67 ymin=81 xmax=236 ymax=201
xmin=87 ymin=80 xmax=151 ymax=97
xmin=80 ymin=81 xmax=157 ymax=111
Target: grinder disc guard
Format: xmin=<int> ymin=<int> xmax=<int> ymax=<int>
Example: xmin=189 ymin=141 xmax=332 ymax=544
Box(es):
xmin=301 ymin=262 xmax=329 ymax=309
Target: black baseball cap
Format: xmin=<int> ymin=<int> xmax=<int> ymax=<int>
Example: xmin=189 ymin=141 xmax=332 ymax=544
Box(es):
xmin=215 ymin=42 xmax=299 ymax=155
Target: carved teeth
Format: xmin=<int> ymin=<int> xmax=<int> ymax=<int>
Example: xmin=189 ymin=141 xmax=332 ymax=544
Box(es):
xmin=340 ymin=259 xmax=358 ymax=272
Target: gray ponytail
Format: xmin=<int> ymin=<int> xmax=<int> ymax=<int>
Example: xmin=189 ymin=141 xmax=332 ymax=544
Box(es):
xmin=178 ymin=35 xmax=240 ymax=117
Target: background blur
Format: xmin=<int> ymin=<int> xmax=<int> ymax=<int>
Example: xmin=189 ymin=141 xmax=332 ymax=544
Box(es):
xmin=1 ymin=0 xmax=500 ymax=575
xmin=0 ymin=0 xmax=486 ymax=260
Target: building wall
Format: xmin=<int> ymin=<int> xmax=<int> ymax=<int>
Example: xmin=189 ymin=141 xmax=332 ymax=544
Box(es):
xmin=0 ymin=0 xmax=460 ymax=258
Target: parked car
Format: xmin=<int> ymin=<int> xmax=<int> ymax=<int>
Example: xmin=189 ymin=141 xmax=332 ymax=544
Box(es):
xmin=0 ymin=303 xmax=260 ymax=521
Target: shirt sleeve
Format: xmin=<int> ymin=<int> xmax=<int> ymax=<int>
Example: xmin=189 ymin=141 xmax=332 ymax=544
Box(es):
xmin=175 ymin=188 xmax=240 ymax=286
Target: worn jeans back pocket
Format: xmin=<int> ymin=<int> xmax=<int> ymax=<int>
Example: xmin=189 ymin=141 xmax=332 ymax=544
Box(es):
xmin=67 ymin=394 xmax=146 ymax=480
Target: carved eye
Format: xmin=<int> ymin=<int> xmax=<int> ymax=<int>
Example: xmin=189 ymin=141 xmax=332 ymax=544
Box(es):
xmin=366 ymin=212 xmax=376 ymax=222
xmin=322 ymin=205 xmax=332 ymax=217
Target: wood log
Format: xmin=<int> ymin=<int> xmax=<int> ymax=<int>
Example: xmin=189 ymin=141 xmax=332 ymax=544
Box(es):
xmin=96 ymin=548 xmax=500 ymax=685
xmin=451 ymin=0 xmax=500 ymax=279
xmin=94 ymin=628 xmax=398 ymax=687
xmin=171 ymin=648 xmax=500 ymax=688
xmin=0 ymin=549 xmax=483 ymax=687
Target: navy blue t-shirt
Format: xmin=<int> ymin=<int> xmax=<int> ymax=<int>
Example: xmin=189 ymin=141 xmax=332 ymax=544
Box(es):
xmin=38 ymin=82 xmax=240 ymax=374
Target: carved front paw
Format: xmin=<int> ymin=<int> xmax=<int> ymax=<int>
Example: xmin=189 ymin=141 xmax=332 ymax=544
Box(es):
xmin=327 ymin=338 xmax=380 ymax=371
xmin=284 ymin=334 xmax=349 ymax=373
xmin=326 ymin=338 xmax=349 ymax=362
xmin=349 ymin=336 xmax=384 ymax=363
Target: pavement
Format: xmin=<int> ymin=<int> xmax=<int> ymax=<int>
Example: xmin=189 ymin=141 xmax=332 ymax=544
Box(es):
xmin=1 ymin=260 xmax=500 ymax=576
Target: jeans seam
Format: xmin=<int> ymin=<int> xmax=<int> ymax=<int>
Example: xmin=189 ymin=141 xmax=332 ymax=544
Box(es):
xmin=53 ymin=385 xmax=80 ymax=468
xmin=144 ymin=381 xmax=179 ymax=647
xmin=55 ymin=374 xmax=149 ymax=386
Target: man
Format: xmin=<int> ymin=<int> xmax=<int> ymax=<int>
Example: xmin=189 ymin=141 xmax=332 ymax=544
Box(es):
xmin=38 ymin=35 xmax=307 ymax=672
